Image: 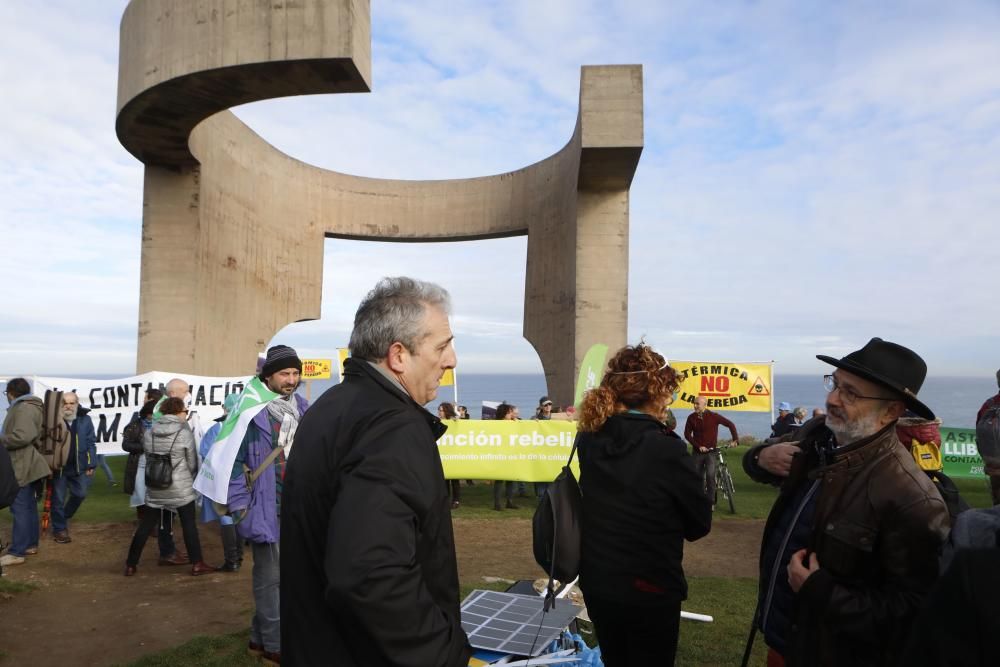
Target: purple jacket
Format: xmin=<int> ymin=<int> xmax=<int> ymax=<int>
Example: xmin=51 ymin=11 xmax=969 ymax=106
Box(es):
xmin=228 ymin=394 xmax=309 ymax=544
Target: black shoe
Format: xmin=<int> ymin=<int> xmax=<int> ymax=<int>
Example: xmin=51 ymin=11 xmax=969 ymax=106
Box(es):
xmin=215 ymin=561 xmax=242 ymax=572
xmin=506 ymin=500 xmax=519 ymax=510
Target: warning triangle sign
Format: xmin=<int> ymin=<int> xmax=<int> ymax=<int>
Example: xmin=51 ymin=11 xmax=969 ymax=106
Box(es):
xmin=747 ymin=376 xmax=771 ymax=396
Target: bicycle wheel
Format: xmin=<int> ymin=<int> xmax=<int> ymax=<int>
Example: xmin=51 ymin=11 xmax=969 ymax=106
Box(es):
xmin=721 ymin=464 xmax=736 ymax=514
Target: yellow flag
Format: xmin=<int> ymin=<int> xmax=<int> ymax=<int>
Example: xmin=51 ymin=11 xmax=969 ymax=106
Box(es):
xmin=440 ymin=368 xmax=455 ymax=387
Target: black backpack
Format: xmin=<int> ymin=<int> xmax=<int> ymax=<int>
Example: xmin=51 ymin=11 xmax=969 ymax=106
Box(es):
xmin=532 ymin=435 xmax=583 ymax=607
xmin=0 ymin=445 xmax=17 ymax=510
xmin=976 ymin=397 xmax=1000 ymax=464
xmin=145 ymin=431 xmax=180 ymax=490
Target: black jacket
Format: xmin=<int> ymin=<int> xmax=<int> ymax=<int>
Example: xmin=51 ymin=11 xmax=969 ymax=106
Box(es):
xmin=578 ymin=412 xmax=712 ymax=604
xmin=744 ymin=418 xmax=950 ymax=666
xmin=280 ymin=358 xmax=470 ymax=667
xmin=900 ymin=547 xmax=1000 ymax=666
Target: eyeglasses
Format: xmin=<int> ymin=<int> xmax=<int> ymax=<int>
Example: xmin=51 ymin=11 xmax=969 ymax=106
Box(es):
xmin=823 ymin=375 xmax=895 ymax=406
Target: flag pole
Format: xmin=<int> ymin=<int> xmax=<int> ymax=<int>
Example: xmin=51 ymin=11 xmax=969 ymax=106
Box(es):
xmin=770 ymin=361 xmax=776 ymax=426
xmin=452 ymin=367 xmax=459 ymax=406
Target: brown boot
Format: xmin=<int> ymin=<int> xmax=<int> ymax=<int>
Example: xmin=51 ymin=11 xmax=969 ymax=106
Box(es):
xmin=190 ymin=561 xmax=214 ymax=576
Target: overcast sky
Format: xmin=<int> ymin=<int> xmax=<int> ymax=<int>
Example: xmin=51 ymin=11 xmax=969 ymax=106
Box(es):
xmin=2 ymin=1 xmax=998 ymax=380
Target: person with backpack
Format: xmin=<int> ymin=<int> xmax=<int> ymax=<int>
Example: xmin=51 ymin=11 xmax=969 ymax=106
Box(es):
xmin=1 ymin=378 xmax=50 ymax=568
xmin=576 ymin=344 xmax=712 ymax=666
xmin=124 ymin=397 xmax=212 ymax=576
xmin=123 ymin=393 xmax=183 ymax=565
xmin=976 ymin=368 xmax=1000 ymax=506
xmin=49 ymin=392 xmax=97 ymax=544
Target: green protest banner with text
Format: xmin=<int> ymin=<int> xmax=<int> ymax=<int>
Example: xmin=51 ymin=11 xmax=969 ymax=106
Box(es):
xmin=940 ymin=427 xmax=985 ymax=479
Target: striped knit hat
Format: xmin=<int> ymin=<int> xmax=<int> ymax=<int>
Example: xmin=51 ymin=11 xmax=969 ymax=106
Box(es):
xmin=260 ymin=344 xmax=302 ymax=379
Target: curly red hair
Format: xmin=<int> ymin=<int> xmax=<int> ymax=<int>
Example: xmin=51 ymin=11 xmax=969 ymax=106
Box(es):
xmin=578 ymin=343 xmax=679 ymax=432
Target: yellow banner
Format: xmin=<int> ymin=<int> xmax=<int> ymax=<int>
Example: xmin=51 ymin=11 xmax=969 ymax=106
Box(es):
xmin=440 ymin=368 xmax=455 ymax=387
xmin=672 ymin=361 xmax=773 ymax=413
xmin=301 ymin=358 xmax=332 ymax=380
xmin=437 ymin=420 xmax=578 ymax=481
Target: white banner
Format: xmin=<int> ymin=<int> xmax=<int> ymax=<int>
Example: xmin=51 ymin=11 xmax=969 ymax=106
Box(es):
xmin=31 ymin=372 xmax=251 ymax=456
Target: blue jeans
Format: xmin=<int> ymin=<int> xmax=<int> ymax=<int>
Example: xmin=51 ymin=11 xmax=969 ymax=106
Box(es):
xmin=96 ymin=455 xmax=116 ymax=484
xmin=8 ymin=485 xmax=40 ymax=556
xmin=250 ymin=542 xmax=280 ymax=653
xmin=51 ymin=471 xmax=92 ymax=534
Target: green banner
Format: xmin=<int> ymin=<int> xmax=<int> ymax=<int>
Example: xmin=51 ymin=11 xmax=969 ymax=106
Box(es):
xmin=574 ymin=343 xmax=609 ymax=406
xmin=940 ymin=427 xmax=985 ymax=479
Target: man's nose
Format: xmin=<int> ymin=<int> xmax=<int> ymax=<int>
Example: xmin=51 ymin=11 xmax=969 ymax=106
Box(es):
xmin=443 ymin=345 xmax=457 ymax=369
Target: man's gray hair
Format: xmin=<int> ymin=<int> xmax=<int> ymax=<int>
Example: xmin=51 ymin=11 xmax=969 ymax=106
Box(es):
xmin=793 ymin=406 xmax=807 ymax=420
xmin=349 ymin=277 xmax=451 ymax=361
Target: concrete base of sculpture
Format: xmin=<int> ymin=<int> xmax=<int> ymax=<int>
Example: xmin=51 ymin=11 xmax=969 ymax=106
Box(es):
xmin=117 ymin=0 xmax=642 ymax=407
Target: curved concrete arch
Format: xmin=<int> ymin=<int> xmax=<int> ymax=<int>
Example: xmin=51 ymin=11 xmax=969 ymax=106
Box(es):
xmin=119 ymin=0 xmax=642 ymax=406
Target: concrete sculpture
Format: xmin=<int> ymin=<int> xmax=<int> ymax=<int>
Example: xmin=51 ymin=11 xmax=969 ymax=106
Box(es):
xmin=116 ymin=0 xmax=643 ymax=406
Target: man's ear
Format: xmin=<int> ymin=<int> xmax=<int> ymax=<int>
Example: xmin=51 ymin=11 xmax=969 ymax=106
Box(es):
xmin=386 ymin=341 xmax=408 ymax=373
xmin=885 ymin=400 xmax=907 ymax=422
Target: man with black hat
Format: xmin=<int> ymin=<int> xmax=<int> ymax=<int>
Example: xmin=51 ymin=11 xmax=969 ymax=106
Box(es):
xmin=742 ymin=338 xmax=950 ymax=666
xmin=229 ymin=344 xmax=309 ymax=666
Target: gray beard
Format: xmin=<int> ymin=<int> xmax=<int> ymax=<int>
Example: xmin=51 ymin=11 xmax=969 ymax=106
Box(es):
xmin=826 ymin=409 xmax=883 ymax=446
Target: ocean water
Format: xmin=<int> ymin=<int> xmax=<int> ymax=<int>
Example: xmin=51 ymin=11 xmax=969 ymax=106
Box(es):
xmin=302 ymin=372 xmax=995 ymax=439
xmin=4 ymin=373 xmax=995 ymax=439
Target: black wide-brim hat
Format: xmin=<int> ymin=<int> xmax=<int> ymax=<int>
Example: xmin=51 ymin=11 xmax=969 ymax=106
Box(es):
xmin=816 ymin=337 xmax=935 ymax=420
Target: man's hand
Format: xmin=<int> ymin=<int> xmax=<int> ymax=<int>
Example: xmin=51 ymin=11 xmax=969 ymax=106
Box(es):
xmin=85 ymin=469 xmax=95 ymax=477
xmin=757 ymin=443 xmax=798 ymax=477
xmin=698 ymin=446 xmax=709 ymax=453
xmin=787 ymin=548 xmax=820 ymax=592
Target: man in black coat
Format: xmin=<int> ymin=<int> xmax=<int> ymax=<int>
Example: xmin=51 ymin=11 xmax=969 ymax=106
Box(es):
xmin=280 ymin=277 xmax=470 ymax=666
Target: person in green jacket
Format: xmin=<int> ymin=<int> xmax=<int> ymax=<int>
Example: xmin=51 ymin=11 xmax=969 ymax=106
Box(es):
xmin=1 ymin=378 xmax=50 ymax=567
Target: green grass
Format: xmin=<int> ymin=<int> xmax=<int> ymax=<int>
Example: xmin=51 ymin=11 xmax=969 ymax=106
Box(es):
xmin=116 ymin=631 xmax=259 ymax=667
xmin=118 ymin=577 xmax=758 ymax=666
xmin=0 ymin=456 xmax=135 ymax=533
xmin=0 ymin=579 xmax=38 ymax=595
xmin=679 ymin=576 xmax=765 ymax=665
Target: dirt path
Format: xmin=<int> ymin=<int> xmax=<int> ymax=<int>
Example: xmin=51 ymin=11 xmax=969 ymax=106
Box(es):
xmin=1 ymin=517 xmax=763 ymax=665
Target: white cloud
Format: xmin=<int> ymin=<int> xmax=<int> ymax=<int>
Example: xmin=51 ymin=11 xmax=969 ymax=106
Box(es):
xmin=1 ymin=1 xmax=998 ymax=379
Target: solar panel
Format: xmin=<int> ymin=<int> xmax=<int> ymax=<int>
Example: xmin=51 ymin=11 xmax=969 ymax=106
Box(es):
xmin=460 ymin=589 xmax=580 ymax=657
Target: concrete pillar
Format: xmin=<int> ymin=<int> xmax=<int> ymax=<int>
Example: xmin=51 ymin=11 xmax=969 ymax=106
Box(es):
xmin=118 ymin=2 xmax=643 ymax=401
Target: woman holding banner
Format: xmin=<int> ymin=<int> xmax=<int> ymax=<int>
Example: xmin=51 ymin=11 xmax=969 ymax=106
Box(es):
xmin=577 ymin=343 xmax=712 ymax=666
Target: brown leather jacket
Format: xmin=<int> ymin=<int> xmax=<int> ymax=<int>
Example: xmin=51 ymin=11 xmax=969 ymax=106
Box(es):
xmin=747 ymin=417 xmax=951 ymax=666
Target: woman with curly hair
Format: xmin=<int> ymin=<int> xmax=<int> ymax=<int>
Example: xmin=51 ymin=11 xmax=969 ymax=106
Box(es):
xmin=577 ymin=343 xmax=712 ymax=665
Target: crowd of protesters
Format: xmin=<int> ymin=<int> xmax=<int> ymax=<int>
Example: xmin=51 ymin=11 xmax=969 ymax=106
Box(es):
xmin=3 ymin=277 xmax=1000 ymax=666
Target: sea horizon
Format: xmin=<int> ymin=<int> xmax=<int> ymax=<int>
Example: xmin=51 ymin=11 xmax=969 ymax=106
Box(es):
xmin=4 ymin=372 xmax=995 ymax=440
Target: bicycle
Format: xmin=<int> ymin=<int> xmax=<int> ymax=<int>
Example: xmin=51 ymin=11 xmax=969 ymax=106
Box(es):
xmin=711 ymin=446 xmax=736 ymax=514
